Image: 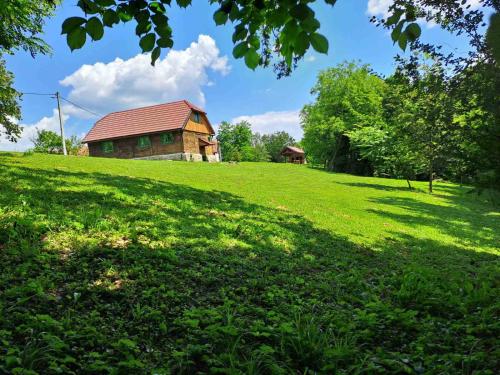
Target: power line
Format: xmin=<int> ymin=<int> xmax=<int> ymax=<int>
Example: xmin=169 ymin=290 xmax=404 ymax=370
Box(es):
xmin=20 ymin=92 xmax=54 ymax=96
xmin=60 ymin=96 xmax=101 ymax=117
xmin=19 ymin=91 xmax=101 ymax=118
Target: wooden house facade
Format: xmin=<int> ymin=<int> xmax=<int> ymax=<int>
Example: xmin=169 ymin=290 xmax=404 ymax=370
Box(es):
xmin=83 ymin=100 xmax=219 ymax=162
xmin=281 ymin=146 xmax=306 ymax=164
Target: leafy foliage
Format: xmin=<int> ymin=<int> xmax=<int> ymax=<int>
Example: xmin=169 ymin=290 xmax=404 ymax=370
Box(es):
xmin=301 ymin=62 xmax=386 ymax=174
xmin=0 ymin=153 xmax=498 ymax=373
xmin=59 ymin=1 xmax=498 ymax=76
xmin=60 ymin=0 xmax=334 ymax=71
xmin=261 ymin=131 xmax=296 ymax=162
xmin=30 ymin=129 xmax=82 ymax=155
xmin=0 ymin=0 xmax=54 ymax=141
xmin=0 ymin=0 xmax=54 ymax=56
xmin=0 ymin=59 xmax=22 ymax=142
xmin=217 ymin=122 xmax=297 ymax=163
xmin=216 ymin=120 xmax=253 ymax=161
xmin=302 ymin=59 xmax=500 ymax=191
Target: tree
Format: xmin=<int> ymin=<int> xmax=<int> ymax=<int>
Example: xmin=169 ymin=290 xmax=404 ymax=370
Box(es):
xmin=0 ymin=0 xmax=54 ymax=56
xmin=261 ymin=131 xmax=296 ymax=162
xmin=216 ymin=120 xmax=253 ymax=161
xmin=301 ymin=62 xmax=386 ymax=174
xmin=31 ymin=129 xmax=81 ymax=155
xmin=386 ymin=59 xmax=458 ymax=193
xmin=0 ymin=0 xmax=54 ymax=141
xmin=59 ymin=1 xmax=497 ymax=76
xmin=448 ymin=60 xmax=500 ymax=189
xmin=0 ymin=59 xmax=22 ymax=142
xmin=250 ymin=132 xmax=270 ymax=162
xmin=348 ymin=126 xmax=425 ymax=190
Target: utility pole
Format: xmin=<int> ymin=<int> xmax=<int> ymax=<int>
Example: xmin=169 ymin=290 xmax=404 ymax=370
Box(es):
xmin=55 ymin=91 xmax=67 ymax=156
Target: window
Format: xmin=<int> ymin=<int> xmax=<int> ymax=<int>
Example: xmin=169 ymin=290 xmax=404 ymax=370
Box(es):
xmin=137 ymin=136 xmax=151 ymax=149
xmin=160 ymin=132 xmax=174 ymax=145
xmin=193 ymin=112 xmax=201 ymax=123
xmin=101 ymin=141 xmax=114 ymax=153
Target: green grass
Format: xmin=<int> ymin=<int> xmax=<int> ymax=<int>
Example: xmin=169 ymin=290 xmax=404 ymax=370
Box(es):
xmin=0 ymin=152 xmax=498 ymax=374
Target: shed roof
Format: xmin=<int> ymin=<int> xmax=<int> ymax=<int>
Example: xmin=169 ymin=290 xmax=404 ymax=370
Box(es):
xmin=83 ymin=100 xmax=207 ymax=143
xmin=281 ymin=146 xmax=305 ymax=155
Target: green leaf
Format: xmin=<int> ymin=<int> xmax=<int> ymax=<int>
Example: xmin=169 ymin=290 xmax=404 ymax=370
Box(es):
xmin=86 ymin=17 xmax=104 ymax=41
xmin=151 ymin=46 xmax=161 ymax=65
xmin=77 ymin=0 xmax=100 ymax=15
xmin=391 ymin=21 xmax=404 ymax=43
xmin=155 ymin=24 xmax=172 ymax=39
xmin=151 ymin=13 xmax=168 ymax=27
xmin=135 ymin=9 xmax=150 ymax=23
xmin=140 ymin=33 xmax=156 ymax=52
xmin=103 ymin=9 xmax=119 ymax=27
xmin=386 ymin=8 xmax=404 ymax=26
xmin=310 ymin=33 xmax=329 ymax=54
xmin=62 ymin=17 xmax=87 ymax=35
xmin=95 ymin=0 xmax=116 ymax=6
xmin=136 ymin=21 xmax=152 ymax=36
xmin=213 ymin=10 xmax=228 ymax=25
xmin=301 ymin=16 xmax=320 ymax=33
xmin=67 ymin=26 xmax=87 ymax=51
xmin=228 ymin=4 xmax=240 ymax=21
xmin=149 ymin=2 xmax=166 ymax=14
xmin=398 ymin=32 xmax=408 ymax=51
xmin=294 ymin=31 xmax=310 ymax=56
xmin=232 ymin=27 xmax=247 ymax=43
xmin=244 ymin=48 xmax=260 ymax=70
xmin=176 ymin=0 xmax=191 ymax=7
xmin=117 ymin=5 xmax=134 ymax=22
xmin=405 ymin=23 xmax=421 ymax=42
xmin=232 ymin=42 xmax=248 ymax=59
xmin=248 ymin=35 xmax=260 ymax=49
xmin=290 ymin=4 xmax=314 ymax=21
xmin=157 ymin=37 xmax=173 ymax=48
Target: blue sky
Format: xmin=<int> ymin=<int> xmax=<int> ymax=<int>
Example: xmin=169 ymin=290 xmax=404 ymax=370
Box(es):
xmin=1 ymin=0 xmax=479 ymax=150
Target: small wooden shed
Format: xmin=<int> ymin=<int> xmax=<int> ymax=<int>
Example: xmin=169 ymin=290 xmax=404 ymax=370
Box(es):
xmin=281 ymin=146 xmax=306 ymax=164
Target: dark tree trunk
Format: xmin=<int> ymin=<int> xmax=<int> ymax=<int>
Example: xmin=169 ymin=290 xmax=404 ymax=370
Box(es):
xmin=429 ymin=164 xmax=433 ymax=193
xmin=406 ymin=179 xmax=413 ymax=190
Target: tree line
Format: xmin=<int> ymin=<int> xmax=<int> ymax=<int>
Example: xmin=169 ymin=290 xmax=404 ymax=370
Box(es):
xmin=301 ymin=59 xmax=500 ymax=192
xmin=216 ymin=121 xmax=297 ymax=163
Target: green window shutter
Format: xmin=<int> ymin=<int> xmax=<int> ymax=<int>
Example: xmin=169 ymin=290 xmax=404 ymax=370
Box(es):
xmin=160 ymin=133 xmax=174 ymax=145
xmin=102 ymin=141 xmax=113 ymax=153
xmin=137 ymin=136 xmax=151 ymax=149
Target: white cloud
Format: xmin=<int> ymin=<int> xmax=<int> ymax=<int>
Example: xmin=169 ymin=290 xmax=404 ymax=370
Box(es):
xmin=0 ymin=109 xmax=67 ymax=151
xmin=305 ymin=54 xmax=317 ymax=62
xmin=230 ymin=110 xmax=302 ymax=140
xmin=367 ymin=0 xmax=393 ymax=19
xmin=60 ymin=34 xmax=230 ymax=117
xmin=367 ymin=0 xmax=483 ymax=27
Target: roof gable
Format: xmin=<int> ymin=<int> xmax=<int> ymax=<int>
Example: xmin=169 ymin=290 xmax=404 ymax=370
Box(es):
xmin=281 ymin=146 xmax=305 ymax=155
xmin=83 ymin=100 xmax=207 ymax=143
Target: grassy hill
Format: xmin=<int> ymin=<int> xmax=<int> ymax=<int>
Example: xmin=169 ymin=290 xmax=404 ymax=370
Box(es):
xmin=0 ymin=152 xmax=498 ymax=373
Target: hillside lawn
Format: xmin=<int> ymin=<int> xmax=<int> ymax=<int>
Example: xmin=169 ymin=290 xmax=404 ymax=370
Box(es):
xmin=0 ymin=152 xmax=498 ymax=374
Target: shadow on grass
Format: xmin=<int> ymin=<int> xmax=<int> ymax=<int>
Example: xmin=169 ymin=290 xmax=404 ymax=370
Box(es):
xmin=333 ymin=180 xmax=499 ymax=251
xmin=333 ymin=181 xmax=426 ymax=193
xmin=367 ymin=195 xmax=499 ymax=251
xmin=0 ymin=160 xmax=498 ymax=373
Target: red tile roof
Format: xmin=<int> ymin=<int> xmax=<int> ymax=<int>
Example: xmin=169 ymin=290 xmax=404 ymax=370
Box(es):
xmin=83 ymin=100 xmax=206 ymax=143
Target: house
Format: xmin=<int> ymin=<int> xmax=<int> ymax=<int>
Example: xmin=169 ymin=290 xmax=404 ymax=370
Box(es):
xmin=281 ymin=146 xmax=306 ymax=164
xmin=83 ymin=100 xmax=219 ymax=162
